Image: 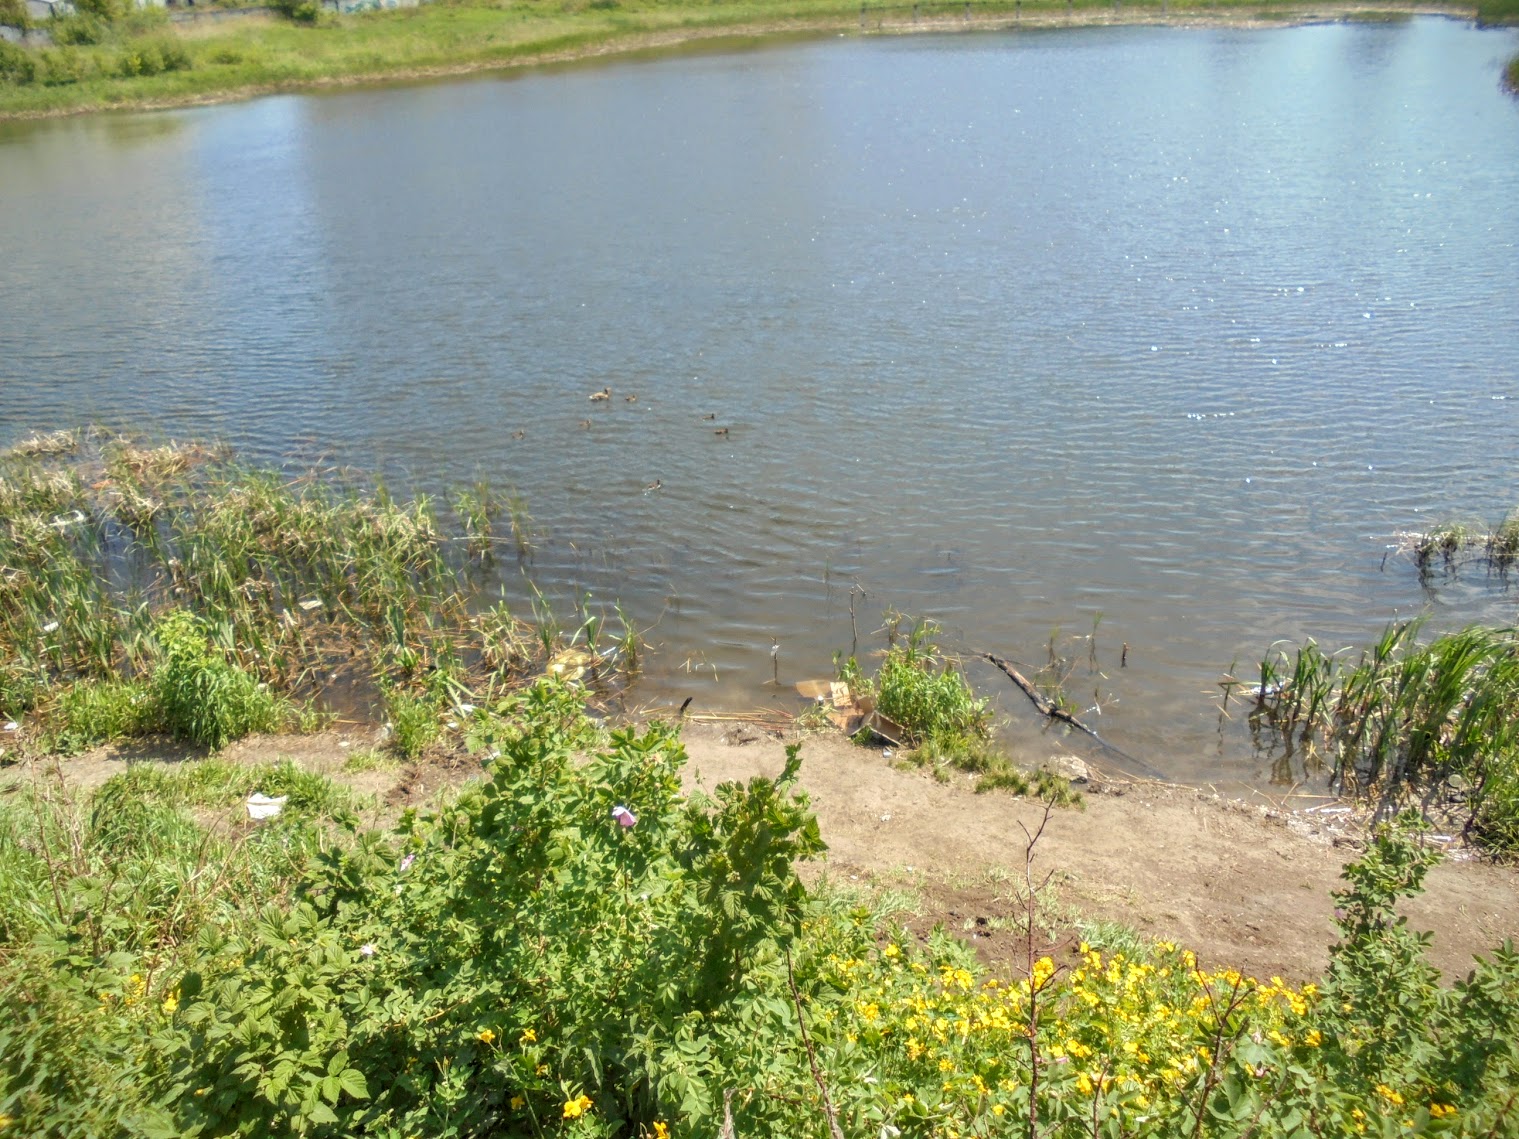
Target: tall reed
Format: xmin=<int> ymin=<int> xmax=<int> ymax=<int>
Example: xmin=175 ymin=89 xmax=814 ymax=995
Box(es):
xmin=1250 ymin=620 xmax=1519 ymax=853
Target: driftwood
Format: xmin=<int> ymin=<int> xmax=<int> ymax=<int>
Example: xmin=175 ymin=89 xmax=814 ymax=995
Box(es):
xmin=981 ymin=652 xmax=1168 ymax=782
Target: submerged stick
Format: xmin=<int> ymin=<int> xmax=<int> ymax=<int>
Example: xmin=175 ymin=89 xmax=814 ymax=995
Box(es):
xmin=981 ymin=651 xmax=1168 ymax=782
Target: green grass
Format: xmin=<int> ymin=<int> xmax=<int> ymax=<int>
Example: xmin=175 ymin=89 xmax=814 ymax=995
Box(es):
xmin=38 ymin=676 xmax=155 ymax=755
xmin=1476 ymin=0 xmax=1519 ymax=22
xmin=341 ymin=745 xmax=400 ymax=773
xmin=98 ymin=756 xmax=358 ymax=818
xmin=0 ymin=761 xmax=351 ymax=1133
xmin=0 ymin=0 xmax=1439 ymax=120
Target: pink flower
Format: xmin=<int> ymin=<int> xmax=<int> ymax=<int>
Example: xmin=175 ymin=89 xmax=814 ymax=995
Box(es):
xmin=611 ymin=805 xmax=638 ymax=829
xmin=399 ymin=854 xmax=416 ymax=872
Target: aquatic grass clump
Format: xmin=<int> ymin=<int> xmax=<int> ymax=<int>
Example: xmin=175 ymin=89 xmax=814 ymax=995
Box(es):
xmin=383 ymin=682 xmax=441 ymax=759
xmin=870 ymin=620 xmax=991 ymax=747
xmin=0 ymin=429 xmax=637 ymax=748
xmin=1394 ymin=504 xmax=1519 ymax=583
xmin=840 ymin=618 xmax=1080 ymax=801
xmin=1249 ymin=620 xmax=1519 ymax=853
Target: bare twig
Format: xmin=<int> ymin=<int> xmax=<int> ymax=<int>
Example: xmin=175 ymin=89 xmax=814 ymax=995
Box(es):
xmin=785 ymin=948 xmax=846 ymax=1139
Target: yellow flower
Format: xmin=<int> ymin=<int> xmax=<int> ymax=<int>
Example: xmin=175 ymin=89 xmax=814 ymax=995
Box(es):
xmin=1304 ymin=1030 xmax=1322 ymax=1047
xmin=652 ymin=1124 xmax=670 ymax=1138
xmin=0 ymin=1114 xmax=11 ymax=1131
xmin=1376 ymin=1085 xmax=1405 ymax=1106
xmin=161 ymin=995 xmax=179 ymax=1015
xmin=991 ymin=1104 xmax=1005 ymax=1117
xmin=510 ymin=1096 xmax=525 ymax=1110
xmin=563 ymin=1094 xmax=593 ymax=1119
xmin=1429 ymin=1104 xmax=1456 ymax=1119
xmin=883 ymin=944 xmax=900 ymax=959
xmin=477 ymin=1029 xmax=496 ymax=1044
xmin=536 ymin=1064 xmax=549 ymax=1076
xmin=520 ymin=1028 xmax=537 ymax=1045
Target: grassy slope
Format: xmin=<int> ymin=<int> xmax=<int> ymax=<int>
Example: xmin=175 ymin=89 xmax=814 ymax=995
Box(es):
xmin=0 ymin=0 xmax=1480 ymax=119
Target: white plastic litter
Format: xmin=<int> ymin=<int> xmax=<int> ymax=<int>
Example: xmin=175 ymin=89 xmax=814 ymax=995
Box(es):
xmin=3 ymin=722 xmax=18 ymax=733
xmin=246 ymin=793 xmax=288 ymax=820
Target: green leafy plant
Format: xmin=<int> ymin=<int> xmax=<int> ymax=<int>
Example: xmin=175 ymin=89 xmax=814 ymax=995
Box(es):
xmin=152 ymin=609 xmax=288 ymax=748
xmin=153 ymin=678 xmax=831 ymax=1137
xmin=382 ymin=683 xmax=439 ymax=759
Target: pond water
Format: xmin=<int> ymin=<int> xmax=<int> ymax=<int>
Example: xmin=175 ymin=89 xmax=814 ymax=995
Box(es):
xmin=3 ymin=16 xmax=1518 ymax=784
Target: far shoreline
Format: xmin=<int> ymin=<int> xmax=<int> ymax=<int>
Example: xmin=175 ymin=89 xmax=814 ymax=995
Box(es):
xmin=0 ymin=1 xmax=1484 ymax=123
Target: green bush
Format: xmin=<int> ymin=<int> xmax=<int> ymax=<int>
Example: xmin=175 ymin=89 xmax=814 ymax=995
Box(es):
xmin=152 ymin=609 xmax=288 ymax=748
xmin=114 ymin=35 xmax=190 ymax=78
xmin=51 ymin=12 xmax=109 ymax=44
xmin=154 ymin=679 xmax=830 ymax=1137
xmin=270 ymin=0 xmax=321 ymax=24
xmin=0 ymin=42 xmax=34 ymax=89
xmin=0 ymin=0 xmax=28 ymax=27
xmin=35 ymin=44 xmax=89 ymax=85
xmin=70 ymin=0 xmax=129 ymax=19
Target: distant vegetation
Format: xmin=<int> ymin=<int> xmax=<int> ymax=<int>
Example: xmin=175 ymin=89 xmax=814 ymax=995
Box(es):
xmin=1475 ymin=0 xmax=1519 ymax=22
xmin=2 ymin=0 xmax=1498 ymax=119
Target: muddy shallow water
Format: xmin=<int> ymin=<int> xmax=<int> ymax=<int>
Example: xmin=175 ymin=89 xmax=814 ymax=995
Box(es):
xmin=2 ymin=17 xmax=1518 ymax=784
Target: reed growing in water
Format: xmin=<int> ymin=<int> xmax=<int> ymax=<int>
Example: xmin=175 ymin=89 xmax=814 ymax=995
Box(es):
xmin=1246 ymin=620 xmax=1519 ymax=855
xmin=0 ymin=427 xmax=632 ymax=755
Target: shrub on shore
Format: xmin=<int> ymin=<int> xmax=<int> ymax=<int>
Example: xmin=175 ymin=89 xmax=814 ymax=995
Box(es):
xmin=2 ymin=685 xmax=1516 ymax=1136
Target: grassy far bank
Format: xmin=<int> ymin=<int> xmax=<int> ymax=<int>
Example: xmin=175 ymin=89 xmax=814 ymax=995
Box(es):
xmin=0 ymin=0 xmax=1495 ymax=120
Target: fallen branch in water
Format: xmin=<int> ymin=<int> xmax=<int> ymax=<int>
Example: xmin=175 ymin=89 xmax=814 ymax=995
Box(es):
xmin=981 ymin=651 xmax=1168 ymax=782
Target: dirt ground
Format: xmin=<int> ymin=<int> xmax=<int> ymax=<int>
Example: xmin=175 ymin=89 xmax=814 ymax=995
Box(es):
xmin=6 ymin=717 xmax=1516 ymax=984
xmin=674 ymin=723 xmax=1519 ymax=983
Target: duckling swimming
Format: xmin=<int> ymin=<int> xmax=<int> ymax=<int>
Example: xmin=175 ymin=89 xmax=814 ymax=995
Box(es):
xmin=588 ymin=387 xmax=612 ymax=402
